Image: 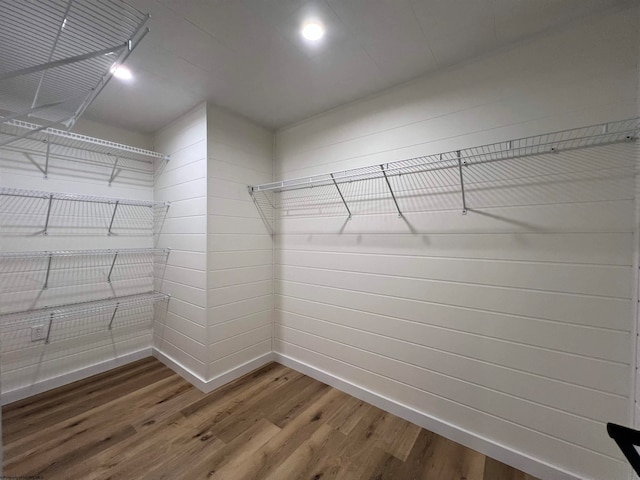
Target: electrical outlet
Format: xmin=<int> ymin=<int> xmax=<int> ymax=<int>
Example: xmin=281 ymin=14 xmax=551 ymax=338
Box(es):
xmin=31 ymin=325 xmax=45 ymax=342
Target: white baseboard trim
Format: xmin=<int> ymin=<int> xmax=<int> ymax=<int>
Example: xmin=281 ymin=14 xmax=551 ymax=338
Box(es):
xmin=152 ymin=348 xmax=275 ymax=394
xmin=152 ymin=348 xmax=209 ymax=391
xmin=273 ymin=352 xmax=582 ymax=480
xmin=1 ymin=348 xmax=153 ymax=406
xmin=201 ymin=352 xmax=276 ymax=393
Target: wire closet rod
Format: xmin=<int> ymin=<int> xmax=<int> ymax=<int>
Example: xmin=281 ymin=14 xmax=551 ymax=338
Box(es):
xmin=1 ymin=120 xmax=170 ymax=162
xmin=0 ymin=187 xmax=169 ymax=208
xmin=0 ymin=248 xmax=170 ymax=259
xmin=250 ymin=116 xmax=640 ymax=193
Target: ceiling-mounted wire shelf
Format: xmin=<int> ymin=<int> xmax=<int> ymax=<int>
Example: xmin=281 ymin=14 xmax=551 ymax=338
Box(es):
xmin=0 ymin=292 xmax=170 ymax=344
xmin=0 ymin=120 xmax=170 ymax=183
xmin=0 ymin=187 xmax=170 ymax=236
xmin=0 ymin=0 xmax=150 ymax=132
xmin=249 ymin=117 xmax=640 ymax=229
xmin=0 ymin=248 xmax=170 ymax=294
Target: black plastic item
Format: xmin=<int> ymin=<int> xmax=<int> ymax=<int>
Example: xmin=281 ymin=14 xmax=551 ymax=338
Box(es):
xmin=607 ymin=422 xmax=640 ymax=475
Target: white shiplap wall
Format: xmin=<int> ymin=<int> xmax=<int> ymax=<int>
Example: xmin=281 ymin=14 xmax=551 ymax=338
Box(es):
xmin=207 ymin=104 xmax=274 ymax=381
xmin=0 ymin=118 xmax=156 ymax=401
xmin=153 ymin=103 xmax=209 ymax=381
xmin=274 ymin=8 xmax=638 ymax=480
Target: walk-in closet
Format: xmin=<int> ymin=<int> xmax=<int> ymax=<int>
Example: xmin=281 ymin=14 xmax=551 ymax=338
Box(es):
xmin=0 ymin=1 xmax=639 ymax=479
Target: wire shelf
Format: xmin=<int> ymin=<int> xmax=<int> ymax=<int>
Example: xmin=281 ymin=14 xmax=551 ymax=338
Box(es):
xmin=250 ymin=117 xmax=640 ymax=228
xmin=0 ymin=0 xmax=149 ymax=129
xmin=0 ymin=248 xmax=169 ymax=295
xmin=0 ymin=187 xmax=166 ymax=207
xmin=0 ymin=188 xmax=170 ymax=237
xmin=0 ymin=292 xmax=170 ymax=345
xmin=0 ymin=120 xmax=169 ymax=183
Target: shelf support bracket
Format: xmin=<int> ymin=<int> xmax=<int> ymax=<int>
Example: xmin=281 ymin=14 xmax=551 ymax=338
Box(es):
xmin=44 ymin=135 xmax=51 ymax=179
xmin=330 ymin=173 xmax=351 ymax=219
xmin=381 ymin=164 xmax=402 ymax=218
xmin=44 ymin=254 xmax=53 ymax=289
xmin=108 ymin=304 xmax=119 ymax=330
xmin=108 ymin=201 xmax=119 ymax=235
xmin=0 ymin=97 xmax=76 ymax=125
xmin=0 ymin=43 xmax=128 ymax=81
xmin=107 ymin=252 xmax=119 ymax=283
xmin=43 ymin=194 xmax=54 ymax=235
xmin=45 ymin=313 xmax=54 ymax=344
xmin=31 ymin=0 xmax=73 ymax=109
xmin=457 ymin=151 xmax=468 ymax=215
xmin=108 ymin=156 xmax=119 ymax=185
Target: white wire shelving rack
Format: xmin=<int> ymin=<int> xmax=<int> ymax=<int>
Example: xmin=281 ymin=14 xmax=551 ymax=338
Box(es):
xmin=0 ymin=187 xmax=170 ymax=236
xmin=0 ymin=0 xmax=150 ymax=132
xmin=0 ymin=120 xmax=170 ymax=183
xmin=249 ymin=117 xmax=640 ymax=231
xmin=0 ymin=248 xmax=170 ymax=293
xmin=0 ymin=292 xmax=170 ymax=344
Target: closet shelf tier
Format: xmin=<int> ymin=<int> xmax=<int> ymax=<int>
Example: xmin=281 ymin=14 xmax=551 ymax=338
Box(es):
xmin=0 ymin=248 xmax=169 ymax=259
xmin=0 ymin=120 xmax=170 ymax=163
xmin=248 ymin=116 xmax=640 ymax=225
xmin=251 ymin=117 xmax=640 ymax=194
xmin=0 ymin=292 xmax=170 ymax=339
xmin=0 ymin=187 xmax=169 ymax=208
xmin=0 ymin=0 xmax=150 ymax=131
xmin=0 ymin=292 xmax=170 ymax=322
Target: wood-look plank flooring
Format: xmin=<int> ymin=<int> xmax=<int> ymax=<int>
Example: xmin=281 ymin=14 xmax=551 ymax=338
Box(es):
xmin=3 ymin=358 xmax=539 ymax=479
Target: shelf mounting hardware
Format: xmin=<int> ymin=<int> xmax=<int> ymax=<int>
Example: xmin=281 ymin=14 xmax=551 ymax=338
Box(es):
xmin=457 ymin=150 xmax=468 ymax=215
xmin=43 ymin=134 xmax=51 ymax=179
xmin=31 ymin=0 xmax=74 ymax=110
xmin=43 ymin=194 xmax=54 ymax=235
xmin=45 ymin=312 xmax=54 ymax=344
xmin=109 ymin=156 xmax=120 ymax=185
xmin=0 ymin=97 xmax=78 ymax=125
xmin=0 ymin=118 xmax=71 ymax=148
xmin=381 ymin=164 xmax=402 ymax=218
xmin=330 ymin=173 xmax=351 ymax=219
xmin=108 ymin=303 xmax=120 ymax=330
xmin=44 ymin=254 xmax=53 ymax=289
xmin=107 ymin=252 xmax=119 ymax=283
xmin=0 ymin=44 xmax=128 ymax=82
xmin=108 ymin=201 xmax=120 ymax=236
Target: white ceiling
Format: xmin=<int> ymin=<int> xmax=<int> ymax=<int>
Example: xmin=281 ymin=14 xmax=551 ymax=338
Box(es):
xmin=82 ymin=0 xmax=633 ymax=133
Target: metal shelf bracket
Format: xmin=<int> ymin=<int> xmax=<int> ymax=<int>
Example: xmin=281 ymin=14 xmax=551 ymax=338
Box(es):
xmin=45 ymin=312 xmax=54 ymax=344
xmin=44 ymin=254 xmax=53 ymax=289
xmin=43 ymin=135 xmax=51 ymax=179
xmin=330 ymin=173 xmax=351 ymax=219
xmin=381 ymin=164 xmax=402 ymax=218
xmin=43 ymin=194 xmax=54 ymax=235
xmin=108 ymin=303 xmax=119 ymax=330
xmin=108 ymin=201 xmax=120 ymax=236
xmin=109 ymin=156 xmax=120 ymax=185
xmin=457 ymin=150 xmax=468 ymax=215
xmin=107 ymin=252 xmax=119 ymax=283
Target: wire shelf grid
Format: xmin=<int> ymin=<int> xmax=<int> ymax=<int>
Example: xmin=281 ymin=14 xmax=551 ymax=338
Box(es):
xmin=0 ymin=188 xmax=170 ymax=237
xmin=0 ymin=292 xmax=170 ymax=347
xmin=0 ymin=248 xmax=169 ymax=295
xmin=250 ymin=117 xmax=640 ymax=229
xmin=0 ymin=0 xmax=149 ymax=128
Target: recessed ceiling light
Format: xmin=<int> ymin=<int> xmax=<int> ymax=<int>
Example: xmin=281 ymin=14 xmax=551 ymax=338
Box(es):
xmin=110 ymin=64 xmax=133 ymax=81
xmin=301 ymin=21 xmax=324 ymax=41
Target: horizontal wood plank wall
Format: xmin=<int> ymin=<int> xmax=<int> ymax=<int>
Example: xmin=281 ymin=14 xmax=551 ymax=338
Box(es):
xmin=207 ymin=105 xmax=273 ymax=381
xmin=0 ymin=118 xmax=155 ymax=398
xmin=154 ymin=104 xmax=209 ymax=380
xmin=274 ymin=8 xmax=638 ymax=480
